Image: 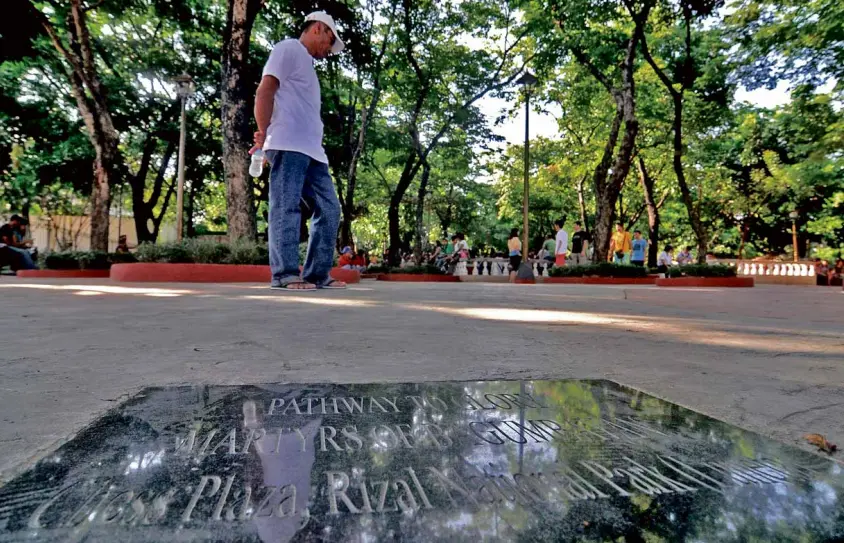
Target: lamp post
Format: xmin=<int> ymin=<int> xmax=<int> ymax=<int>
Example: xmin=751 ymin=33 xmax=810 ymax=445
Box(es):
xmin=174 ymin=73 xmax=195 ymax=241
xmin=515 ymin=71 xmax=538 ymax=266
xmin=789 ymin=210 xmax=799 ymax=262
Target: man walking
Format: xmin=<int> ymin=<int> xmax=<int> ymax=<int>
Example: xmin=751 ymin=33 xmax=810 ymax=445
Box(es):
xmin=252 ymin=12 xmax=345 ymax=291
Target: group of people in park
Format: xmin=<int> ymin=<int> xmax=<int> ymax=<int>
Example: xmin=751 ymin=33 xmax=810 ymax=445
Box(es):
xmin=501 ymin=218 xmax=706 ymax=280
xmin=815 ymin=258 xmax=844 ymax=286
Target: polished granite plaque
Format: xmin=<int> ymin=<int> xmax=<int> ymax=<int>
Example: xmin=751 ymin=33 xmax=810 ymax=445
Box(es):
xmin=0 ymin=380 xmax=842 ymax=542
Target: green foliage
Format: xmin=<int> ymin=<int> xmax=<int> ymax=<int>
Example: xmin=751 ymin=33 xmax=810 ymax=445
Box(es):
xmin=548 ymin=263 xmax=649 ymax=278
xmin=668 ymin=264 xmax=737 ymax=278
xmin=135 ymin=240 xmax=271 ymax=265
xmin=381 ymin=265 xmax=445 ymax=275
xmin=6 ymin=0 xmax=843 ymax=264
xmin=41 ymin=251 xmax=136 ymax=270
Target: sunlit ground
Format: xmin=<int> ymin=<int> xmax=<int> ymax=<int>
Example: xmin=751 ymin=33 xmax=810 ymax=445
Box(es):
xmin=2 ymin=280 xmax=840 ymax=357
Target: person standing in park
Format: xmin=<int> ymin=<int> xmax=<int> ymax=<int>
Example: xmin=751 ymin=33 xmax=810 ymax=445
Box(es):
xmin=252 ymin=12 xmax=346 ymax=291
xmin=507 ymin=228 xmax=522 ymax=282
xmin=541 ymin=234 xmax=556 ymax=264
xmin=569 ymin=221 xmax=590 ymax=266
xmin=608 ymin=222 xmax=632 ymax=263
xmin=554 ymin=218 xmax=568 ymax=267
xmin=630 ymin=230 xmax=649 ymax=267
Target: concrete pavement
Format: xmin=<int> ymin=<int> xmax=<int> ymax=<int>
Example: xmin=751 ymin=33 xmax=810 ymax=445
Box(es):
xmin=1 ymin=278 xmax=842 ymax=481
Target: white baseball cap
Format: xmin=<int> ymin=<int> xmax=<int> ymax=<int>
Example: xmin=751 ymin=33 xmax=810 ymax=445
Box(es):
xmin=304 ymin=11 xmax=345 ymax=54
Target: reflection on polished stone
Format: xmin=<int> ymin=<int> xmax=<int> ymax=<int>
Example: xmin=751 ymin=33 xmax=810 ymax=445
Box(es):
xmin=0 ymin=380 xmax=841 ymax=542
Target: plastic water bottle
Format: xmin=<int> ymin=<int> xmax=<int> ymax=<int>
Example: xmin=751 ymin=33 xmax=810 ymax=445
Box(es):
xmin=249 ymin=149 xmax=264 ymax=177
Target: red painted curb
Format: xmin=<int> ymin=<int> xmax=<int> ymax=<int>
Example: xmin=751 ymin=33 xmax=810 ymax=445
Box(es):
xmin=655 ymin=277 xmax=754 ymax=288
xmin=110 ymin=263 xmax=360 ymax=284
xmin=377 ymin=274 xmax=460 ymax=282
xmin=17 ymin=269 xmax=111 ymax=279
xmin=542 ymin=277 xmax=656 ymax=285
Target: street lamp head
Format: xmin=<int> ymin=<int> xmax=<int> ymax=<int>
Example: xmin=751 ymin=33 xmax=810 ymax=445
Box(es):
xmin=789 ymin=210 xmax=799 ymax=220
xmin=515 ymin=71 xmax=538 ymax=88
xmin=174 ymin=73 xmax=195 ymax=98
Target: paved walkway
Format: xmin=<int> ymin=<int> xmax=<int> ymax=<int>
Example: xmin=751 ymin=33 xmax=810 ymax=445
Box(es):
xmin=1 ymin=279 xmax=842 ymax=481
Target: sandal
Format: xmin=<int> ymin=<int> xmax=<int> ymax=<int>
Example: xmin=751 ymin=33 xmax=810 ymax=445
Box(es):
xmin=271 ymin=278 xmax=317 ymax=291
xmin=317 ymin=278 xmax=347 ymax=290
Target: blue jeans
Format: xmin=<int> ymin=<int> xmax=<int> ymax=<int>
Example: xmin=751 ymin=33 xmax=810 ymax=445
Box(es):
xmin=265 ymin=150 xmax=340 ymax=285
xmin=7 ymin=246 xmax=37 ymax=270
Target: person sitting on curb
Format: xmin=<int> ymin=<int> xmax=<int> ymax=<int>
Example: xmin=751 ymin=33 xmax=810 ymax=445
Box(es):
xmin=676 ymin=246 xmax=694 ymax=265
xmin=0 ymin=215 xmax=37 ymax=272
xmin=338 ymin=246 xmax=355 ymax=269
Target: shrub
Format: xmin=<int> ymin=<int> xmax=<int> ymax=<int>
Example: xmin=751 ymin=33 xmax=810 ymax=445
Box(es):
xmin=77 ymin=251 xmax=111 ymax=270
xmin=42 ymin=251 xmax=136 ymax=270
xmin=136 ymin=239 xmax=273 ymax=265
xmin=43 ymin=251 xmax=85 ymax=270
xmin=668 ymin=264 xmax=736 ymax=278
xmin=184 ymin=239 xmax=231 ymax=264
xmin=548 ymin=262 xmax=649 ymax=278
xmin=109 ymin=252 xmax=138 ymax=264
xmin=383 ymin=265 xmax=445 ymax=275
xmin=366 ymin=264 xmax=390 ymax=275
xmin=228 ymin=238 xmax=270 ymax=265
xmin=136 ymin=242 xmax=194 ymax=263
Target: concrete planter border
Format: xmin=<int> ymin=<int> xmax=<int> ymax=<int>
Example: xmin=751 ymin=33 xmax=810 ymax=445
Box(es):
xmin=110 ymin=263 xmax=360 ymax=284
xmin=656 ymin=276 xmax=754 ymax=288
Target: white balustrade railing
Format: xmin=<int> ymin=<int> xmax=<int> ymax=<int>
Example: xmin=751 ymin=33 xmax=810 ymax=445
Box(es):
xmin=718 ymin=260 xmax=816 ymax=278
xmin=459 ymin=258 xmax=552 ymax=277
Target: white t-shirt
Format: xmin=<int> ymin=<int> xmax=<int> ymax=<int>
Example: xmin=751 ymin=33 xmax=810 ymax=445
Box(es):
xmin=261 ymin=39 xmax=328 ymax=164
xmin=454 ymin=240 xmax=469 ymax=256
xmin=555 ymin=229 xmax=568 ymax=255
xmin=657 ymin=252 xmax=673 ymax=267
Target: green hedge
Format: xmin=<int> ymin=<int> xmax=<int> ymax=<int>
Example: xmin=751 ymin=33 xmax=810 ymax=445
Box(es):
xmin=135 ymin=239 xmax=269 ymax=265
xmin=42 ymin=251 xmax=137 ymax=270
xmin=548 ymin=262 xmax=649 ymax=278
xmin=372 ymin=264 xmax=445 ymax=275
xmin=668 ymin=264 xmax=736 ymax=278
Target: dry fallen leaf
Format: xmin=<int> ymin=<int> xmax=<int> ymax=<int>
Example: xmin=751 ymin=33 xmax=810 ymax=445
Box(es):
xmin=804 ymin=433 xmax=838 ymax=454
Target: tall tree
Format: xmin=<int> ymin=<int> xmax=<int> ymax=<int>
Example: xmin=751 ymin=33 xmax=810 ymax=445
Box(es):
xmin=542 ymin=0 xmax=654 ymax=261
xmin=636 ymin=0 xmax=721 ymax=262
xmin=29 ymin=0 xmax=119 ymax=251
xmin=384 ymin=0 xmax=529 ymax=265
xmin=221 ymin=0 xmax=262 ymax=241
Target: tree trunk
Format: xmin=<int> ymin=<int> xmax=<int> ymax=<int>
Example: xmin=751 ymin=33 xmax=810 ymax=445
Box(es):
xmin=33 ymin=0 xmax=119 ymax=251
xmin=671 ymin=96 xmax=707 ymax=262
xmin=640 ymin=6 xmax=706 ymax=263
xmin=576 ymin=174 xmax=589 ymax=233
xmin=413 ymin=160 xmax=431 ymax=264
xmin=637 ymin=155 xmax=660 ymax=267
xmin=221 ymin=0 xmax=260 ymax=241
xmin=130 ymin=139 xmax=176 ymax=243
xmin=590 ymin=103 xmax=624 ymax=263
